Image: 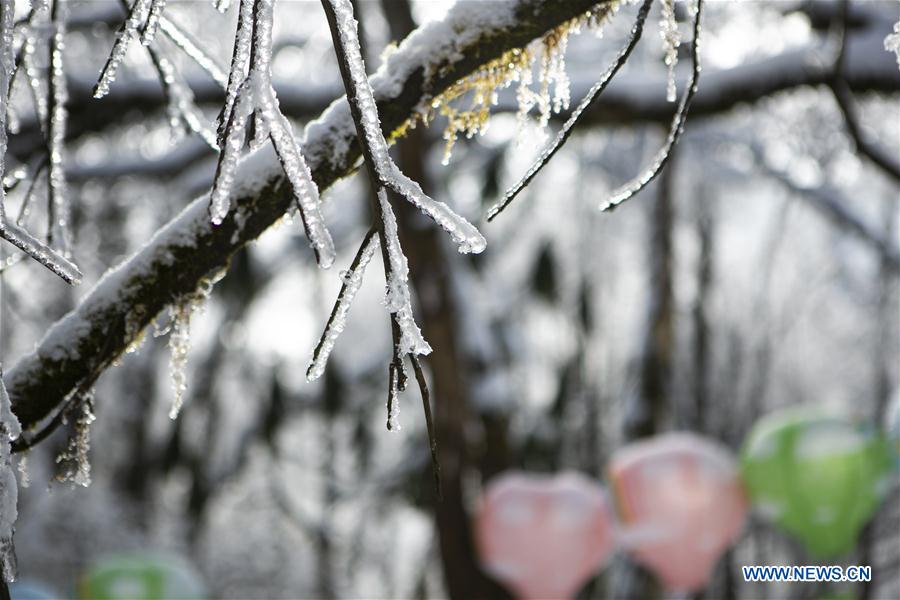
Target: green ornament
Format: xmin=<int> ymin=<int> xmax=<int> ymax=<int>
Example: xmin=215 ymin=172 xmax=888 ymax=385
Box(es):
xmin=740 ymin=408 xmax=893 ymax=558
xmin=79 ymin=555 xmax=206 ymax=600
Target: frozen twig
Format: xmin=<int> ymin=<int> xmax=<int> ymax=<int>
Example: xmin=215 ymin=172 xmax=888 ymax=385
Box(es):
xmin=210 ymin=0 xmax=334 ymax=268
xmin=46 ymin=0 xmax=70 ymax=254
xmin=306 ymin=228 xmax=379 ymax=382
xmin=487 ymin=0 xmax=655 ymax=222
xmin=0 ymin=0 xmax=80 ymax=284
xmin=599 ymin=0 xmax=704 ymax=212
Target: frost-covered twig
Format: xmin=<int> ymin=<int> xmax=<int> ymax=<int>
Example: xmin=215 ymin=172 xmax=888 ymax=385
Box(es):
xmin=157 ymin=16 xmax=228 ymax=88
xmin=487 ymin=0 xmax=654 ymax=222
xmin=93 ymin=0 xmax=151 ymax=98
xmin=209 ymin=0 xmax=335 ymax=268
xmin=322 ymin=0 xmax=450 ymax=489
xmin=321 ymin=0 xmax=427 ymax=399
xmin=307 ymin=228 xmax=379 ymax=382
xmin=0 ymin=0 xmax=80 ymax=284
xmin=599 ymin=0 xmax=703 ymax=212
xmin=46 ymin=0 xmax=70 ymax=254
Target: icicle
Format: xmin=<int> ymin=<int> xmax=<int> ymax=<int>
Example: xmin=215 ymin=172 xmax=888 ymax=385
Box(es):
xmin=384 ymin=165 xmax=486 ymax=254
xmin=47 ymin=0 xmax=70 ymax=254
xmin=378 ymin=189 xmax=431 ymax=357
xmin=659 ymin=0 xmax=680 ymax=102
xmin=324 ymin=0 xmax=486 ymax=255
xmin=307 ymin=230 xmax=379 ymax=381
xmin=166 ymin=276 xmax=217 ymax=419
xmin=94 ymin=0 xmax=152 ymax=98
xmin=15 ymin=454 xmax=28 ymax=490
xmin=885 ymin=21 xmax=900 ymax=69
xmin=386 ymin=361 xmax=401 ymax=431
xmin=600 ymin=0 xmax=703 ymax=211
xmin=140 ymin=0 xmax=166 ymax=46
xmin=167 ymin=298 xmax=194 ymax=419
xmin=54 ymin=391 xmax=95 ymax=487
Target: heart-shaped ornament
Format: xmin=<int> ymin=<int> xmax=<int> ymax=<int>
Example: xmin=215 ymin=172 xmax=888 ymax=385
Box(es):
xmin=474 ymin=471 xmax=616 ymax=599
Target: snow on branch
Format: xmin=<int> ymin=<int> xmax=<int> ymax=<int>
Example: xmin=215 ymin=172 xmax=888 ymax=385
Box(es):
xmin=5 ymin=0 xmax=614 ymax=438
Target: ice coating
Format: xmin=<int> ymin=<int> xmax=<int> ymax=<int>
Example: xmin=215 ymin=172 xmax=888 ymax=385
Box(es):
xmin=378 ymin=189 xmax=432 ymax=357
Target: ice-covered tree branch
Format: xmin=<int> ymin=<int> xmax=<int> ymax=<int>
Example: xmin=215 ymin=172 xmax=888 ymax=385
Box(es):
xmin=5 ymin=0 xmax=612 ymax=434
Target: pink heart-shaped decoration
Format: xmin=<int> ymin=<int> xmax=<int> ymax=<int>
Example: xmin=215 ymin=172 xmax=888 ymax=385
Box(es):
xmin=609 ymin=433 xmax=747 ymax=594
xmin=474 ymin=471 xmax=616 ymax=599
